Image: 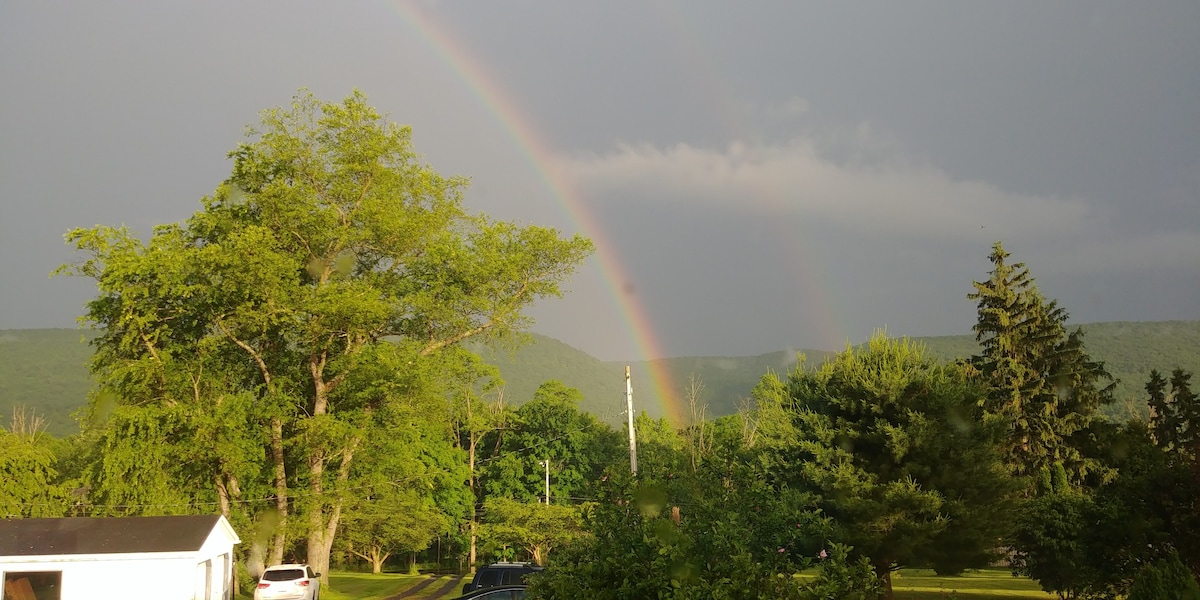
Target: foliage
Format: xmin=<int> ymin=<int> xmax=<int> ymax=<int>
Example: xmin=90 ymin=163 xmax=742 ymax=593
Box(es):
xmin=480 ymin=380 xmax=622 ymax=504
xmin=633 ymin=412 xmax=684 ymax=479
xmin=340 ymin=487 xmax=448 ymax=574
xmin=0 ymin=329 xmax=94 ymax=437
xmin=1009 ymin=492 xmax=1116 ymax=599
xmin=1148 ymin=369 xmax=1200 ymax=461
xmin=0 ymin=425 xmax=64 ymax=517
xmin=527 ymin=468 xmax=829 ymax=600
xmin=1011 ymin=407 xmax=1200 ymax=598
xmin=479 ymin=498 xmax=587 ymax=565
xmin=968 ymin=242 xmax=1113 ymax=485
xmin=55 ymin=89 xmax=592 ymax=579
xmin=755 ymin=333 xmax=1020 ymax=595
xmin=804 ymin=544 xmax=885 ymax=600
xmin=337 ymin=394 xmax=464 ymax=574
xmin=1127 ymin=553 xmax=1200 ymax=600
xmin=7 ymin=320 xmax=1200 ymax=437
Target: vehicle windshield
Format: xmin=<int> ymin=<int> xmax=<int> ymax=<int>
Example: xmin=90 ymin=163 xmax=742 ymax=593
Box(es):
xmin=262 ymin=569 xmax=305 ymax=582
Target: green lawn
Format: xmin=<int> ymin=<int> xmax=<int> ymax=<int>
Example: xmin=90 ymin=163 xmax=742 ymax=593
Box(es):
xmin=319 ymin=572 xmax=424 ymax=600
xmin=891 ymin=568 xmax=1054 ymax=599
xmin=236 ymin=571 xmax=477 ymax=600
xmin=315 ymin=572 xmax=471 ymax=600
xmin=241 ymin=568 xmax=1049 ymax=599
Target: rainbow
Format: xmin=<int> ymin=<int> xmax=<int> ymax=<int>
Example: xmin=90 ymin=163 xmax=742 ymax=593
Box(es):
xmin=645 ymin=3 xmax=847 ymax=352
xmin=388 ymin=2 xmax=686 ymax=424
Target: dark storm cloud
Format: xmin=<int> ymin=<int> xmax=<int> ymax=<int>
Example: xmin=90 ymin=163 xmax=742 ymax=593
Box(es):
xmin=2 ymin=1 xmax=1197 ymax=360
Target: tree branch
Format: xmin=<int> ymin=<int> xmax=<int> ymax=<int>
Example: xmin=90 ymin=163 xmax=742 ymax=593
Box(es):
xmin=420 ymin=322 xmax=494 ymax=356
xmin=216 ymin=318 xmax=272 ymax=389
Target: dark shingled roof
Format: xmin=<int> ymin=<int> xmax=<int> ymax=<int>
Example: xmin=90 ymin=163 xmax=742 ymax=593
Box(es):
xmin=0 ymin=515 xmax=225 ymax=556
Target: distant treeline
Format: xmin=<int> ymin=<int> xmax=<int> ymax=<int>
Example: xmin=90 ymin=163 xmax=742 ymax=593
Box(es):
xmin=6 ymin=320 xmax=1195 ymax=437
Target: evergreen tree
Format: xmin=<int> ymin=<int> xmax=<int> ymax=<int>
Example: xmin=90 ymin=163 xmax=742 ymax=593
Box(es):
xmin=968 ymin=242 xmax=1112 ymax=484
xmin=1147 ymin=369 xmax=1200 ymax=462
xmin=757 ymin=333 xmax=1018 ymax=598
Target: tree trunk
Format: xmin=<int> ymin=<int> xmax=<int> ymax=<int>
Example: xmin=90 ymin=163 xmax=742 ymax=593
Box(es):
xmin=306 ymin=432 xmax=358 ymax=587
xmin=306 ymin=351 xmax=334 ymax=583
xmin=468 ymin=419 xmax=478 ymax=572
xmin=874 ymin=561 xmax=894 ymax=600
xmin=215 ymin=474 xmax=231 ymax=519
xmin=270 ymin=417 xmax=288 ymax=566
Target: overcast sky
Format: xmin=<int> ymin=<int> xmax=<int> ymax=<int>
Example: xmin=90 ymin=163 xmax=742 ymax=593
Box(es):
xmin=2 ymin=1 xmax=1197 ymax=360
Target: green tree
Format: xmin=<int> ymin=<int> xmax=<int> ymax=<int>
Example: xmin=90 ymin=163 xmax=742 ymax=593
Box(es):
xmin=1149 ymin=369 xmax=1200 ymax=462
xmin=1010 ymin=492 xmax=1116 ymax=599
xmin=756 ymin=333 xmax=1019 ymax=597
xmin=0 ymin=418 xmax=64 ymax=518
xmin=632 ymin=412 xmax=683 ymax=480
xmin=1142 ymin=369 xmax=1200 ymax=579
xmin=1017 ymin=414 xmax=1200 ymax=597
xmin=1128 ymin=553 xmax=1200 ymax=600
xmin=340 ymin=487 xmax=448 ymax=574
xmin=58 ymin=90 xmax=593 ymax=580
xmin=480 ymin=497 xmax=587 ymax=565
xmin=527 ymin=463 xmax=834 ymax=600
xmin=481 ymin=380 xmax=621 ymax=504
xmin=445 ymin=351 xmax=511 ymax=569
xmin=968 ymin=242 xmax=1112 ymax=485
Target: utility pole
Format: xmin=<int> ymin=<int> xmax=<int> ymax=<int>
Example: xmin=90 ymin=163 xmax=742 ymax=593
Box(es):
xmin=626 ymin=365 xmax=638 ymax=475
xmin=540 ymin=459 xmax=550 ymax=505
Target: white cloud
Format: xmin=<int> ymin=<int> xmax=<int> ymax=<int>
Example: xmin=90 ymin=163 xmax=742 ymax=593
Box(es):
xmin=555 ymin=137 xmax=1097 ymax=243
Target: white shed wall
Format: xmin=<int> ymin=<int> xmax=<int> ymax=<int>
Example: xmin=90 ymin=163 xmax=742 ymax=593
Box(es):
xmin=1 ymin=551 xmax=233 ymax=600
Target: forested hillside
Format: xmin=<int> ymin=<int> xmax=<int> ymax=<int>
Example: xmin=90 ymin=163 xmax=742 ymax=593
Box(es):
xmin=8 ymin=320 xmax=1196 ymax=436
xmin=0 ymin=329 xmax=94 ymax=436
xmin=919 ymin=320 xmax=1200 ymax=420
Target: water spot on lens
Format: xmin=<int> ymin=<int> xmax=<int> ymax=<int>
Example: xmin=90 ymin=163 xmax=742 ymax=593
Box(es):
xmin=633 ymin=482 xmax=667 ymax=518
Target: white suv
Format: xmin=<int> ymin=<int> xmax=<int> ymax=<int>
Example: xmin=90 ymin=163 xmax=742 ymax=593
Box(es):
xmin=254 ymin=564 xmax=320 ymax=600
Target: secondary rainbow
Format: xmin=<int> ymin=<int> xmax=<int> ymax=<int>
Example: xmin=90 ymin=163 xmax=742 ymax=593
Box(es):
xmin=388 ymin=3 xmax=686 ymax=424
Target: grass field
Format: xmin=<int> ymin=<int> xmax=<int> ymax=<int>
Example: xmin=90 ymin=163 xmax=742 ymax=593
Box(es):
xmin=241 ymin=568 xmax=1051 ymax=599
xmin=890 ymin=568 xmax=1054 ymax=599
xmin=238 ymin=572 xmax=470 ymax=600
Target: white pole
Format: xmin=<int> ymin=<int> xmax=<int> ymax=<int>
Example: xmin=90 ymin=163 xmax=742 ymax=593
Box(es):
xmin=541 ymin=459 xmax=550 ymax=505
xmin=626 ymin=365 xmax=638 ymax=475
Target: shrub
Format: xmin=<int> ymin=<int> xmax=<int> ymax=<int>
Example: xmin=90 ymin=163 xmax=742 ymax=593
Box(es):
xmin=1127 ymin=553 xmax=1200 ymax=600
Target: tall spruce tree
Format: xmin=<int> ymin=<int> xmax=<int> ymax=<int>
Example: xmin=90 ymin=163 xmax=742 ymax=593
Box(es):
xmin=968 ymin=242 xmax=1112 ymax=485
xmin=1149 ymin=369 xmax=1200 ymax=463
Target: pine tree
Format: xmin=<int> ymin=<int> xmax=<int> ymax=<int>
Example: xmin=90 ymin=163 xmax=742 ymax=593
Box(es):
xmin=1150 ymin=369 xmax=1200 ymax=464
xmin=1147 ymin=370 xmax=1172 ymax=446
xmin=968 ymin=242 xmax=1112 ymax=485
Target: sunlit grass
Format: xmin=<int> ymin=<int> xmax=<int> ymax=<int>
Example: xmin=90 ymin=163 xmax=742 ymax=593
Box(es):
xmin=305 ymin=572 xmax=424 ymax=600
xmin=237 ymin=568 xmax=1049 ymax=599
xmin=795 ymin=567 xmax=1053 ymax=600
xmin=891 ymin=568 xmax=1054 ymax=599
xmin=235 ymin=572 xmax=438 ymax=600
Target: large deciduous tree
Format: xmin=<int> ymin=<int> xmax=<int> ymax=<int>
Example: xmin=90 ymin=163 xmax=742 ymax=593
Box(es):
xmin=481 ymin=380 xmax=622 ymax=504
xmin=480 ymin=497 xmax=587 ymax=566
xmin=58 ymin=90 xmax=593 ymax=580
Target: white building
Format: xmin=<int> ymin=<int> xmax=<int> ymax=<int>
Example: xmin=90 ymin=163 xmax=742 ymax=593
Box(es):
xmin=0 ymin=514 xmax=240 ymax=600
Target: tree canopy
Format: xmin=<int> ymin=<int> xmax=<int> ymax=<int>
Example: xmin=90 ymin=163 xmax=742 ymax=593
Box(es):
xmin=57 ymin=89 xmax=593 ymax=579
xmin=755 ymin=333 xmax=1019 ymax=597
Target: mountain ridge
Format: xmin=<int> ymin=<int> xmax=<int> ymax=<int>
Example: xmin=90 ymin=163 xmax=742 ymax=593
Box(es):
xmin=3 ymin=320 xmax=1198 ymax=436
